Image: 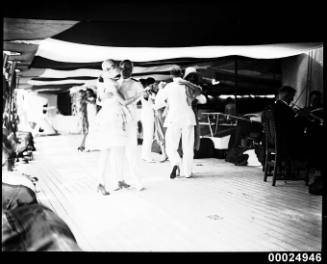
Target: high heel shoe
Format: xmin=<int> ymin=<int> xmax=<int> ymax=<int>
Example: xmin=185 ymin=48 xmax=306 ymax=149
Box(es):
xmin=77 ymin=146 xmax=85 ymax=152
xmin=97 ymin=184 xmax=110 ymax=195
xmin=158 ymin=156 xmax=168 ymax=163
xmin=170 ymin=165 xmax=179 ymax=179
xmin=118 ymin=181 xmax=130 ymax=189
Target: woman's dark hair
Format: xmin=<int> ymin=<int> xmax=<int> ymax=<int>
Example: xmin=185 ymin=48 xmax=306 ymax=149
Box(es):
xmin=185 ymin=72 xmax=200 ymax=85
xmin=86 ymin=88 xmax=96 ymax=98
xmin=140 ymin=77 xmax=156 ymax=88
xmin=140 ymin=78 xmax=147 ymax=88
xmin=146 ymin=77 xmax=156 ymax=86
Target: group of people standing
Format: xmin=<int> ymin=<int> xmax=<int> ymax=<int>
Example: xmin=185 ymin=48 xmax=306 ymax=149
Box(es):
xmin=76 ymin=59 xmax=207 ymax=195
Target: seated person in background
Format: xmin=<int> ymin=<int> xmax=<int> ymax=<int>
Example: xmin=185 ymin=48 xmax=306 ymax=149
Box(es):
xmin=272 ymin=86 xmax=308 ymax=162
xmin=307 ymin=90 xmax=323 ymax=113
xmin=224 ymin=96 xmax=237 ymax=123
xmin=302 ymin=91 xmax=324 ymax=179
xmin=225 ymin=116 xmax=263 ymax=166
xmin=2 ymin=203 xmax=81 ymax=251
xmin=224 ymin=96 xmax=263 ymax=166
xmin=2 ymin=136 xmax=80 ymax=251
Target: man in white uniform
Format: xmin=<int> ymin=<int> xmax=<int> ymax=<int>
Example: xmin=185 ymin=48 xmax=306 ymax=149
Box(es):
xmin=155 ymin=66 xmax=200 ymax=179
xmin=117 ymin=60 xmax=145 ymax=190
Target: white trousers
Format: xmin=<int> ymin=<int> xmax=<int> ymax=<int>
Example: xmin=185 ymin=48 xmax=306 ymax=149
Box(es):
xmin=141 ymin=112 xmax=154 ymax=160
xmin=165 ymin=124 xmax=195 ymax=177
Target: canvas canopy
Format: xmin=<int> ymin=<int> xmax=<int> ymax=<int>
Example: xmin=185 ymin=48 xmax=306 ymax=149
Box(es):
xmin=3 ymin=4 xmax=323 ymax=107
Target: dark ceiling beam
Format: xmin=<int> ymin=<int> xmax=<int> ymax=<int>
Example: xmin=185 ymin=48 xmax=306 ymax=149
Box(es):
xmin=8 ymin=53 xmax=35 ymax=63
xmin=4 ymin=18 xmax=79 ymax=41
xmin=3 ymin=41 xmax=39 ymax=53
xmin=3 ymin=2 xmax=323 ymax=43
xmin=3 ymin=41 xmax=39 ymax=69
xmin=3 ymin=2 xmax=241 ymax=23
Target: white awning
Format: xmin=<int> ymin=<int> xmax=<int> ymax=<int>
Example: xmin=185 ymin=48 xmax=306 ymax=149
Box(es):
xmin=35 ymin=38 xmax=323 ymax=63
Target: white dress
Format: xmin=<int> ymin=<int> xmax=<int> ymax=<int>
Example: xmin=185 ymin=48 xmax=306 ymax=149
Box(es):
xmin=87 ymin=102 xmax=97 ymax=127
xmin=94 ymin=79 xmax=128 ymax=149
xmin=84 ymin=102 xmax=98 ymax=150
xmin=141 ymin=97 xmax=155 ymax=159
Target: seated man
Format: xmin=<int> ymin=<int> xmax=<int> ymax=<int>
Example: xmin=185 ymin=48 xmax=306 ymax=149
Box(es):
xmin=2 ymin=204 xmax=81 ymax=251
xmin=225 ymin=116 xmax=263 ymax=166
xmin=272 ymin=86 xmax=308 ymax=161
xmin=2 ymin=136 xmax=80 ymax=251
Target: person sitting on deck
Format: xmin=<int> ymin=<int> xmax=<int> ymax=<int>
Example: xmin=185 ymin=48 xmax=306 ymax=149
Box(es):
xmin=224 ymin=97 xmax=237 ymax=119
xmin=2 ymin=136 xmax=81 ymax=251
xmin=224 ymin=96 xmax=263 ymax=166
xmin=225 ymin=115 xmax=263 ymax=166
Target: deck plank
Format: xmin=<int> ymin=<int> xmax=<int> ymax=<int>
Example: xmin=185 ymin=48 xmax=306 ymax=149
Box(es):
xmin=20 ymin=134 xmax=322 ymax=251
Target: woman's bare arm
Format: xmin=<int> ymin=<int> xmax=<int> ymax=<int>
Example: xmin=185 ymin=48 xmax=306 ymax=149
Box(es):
xmin=178 ymin=79 xmax=202 ymax=96
xmin=114 ymin=87 xmax=144 ymax=106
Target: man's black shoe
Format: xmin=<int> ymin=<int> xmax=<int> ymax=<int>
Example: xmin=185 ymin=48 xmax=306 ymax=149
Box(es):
xmin=170 ymin=165 xmax=178 ymax=179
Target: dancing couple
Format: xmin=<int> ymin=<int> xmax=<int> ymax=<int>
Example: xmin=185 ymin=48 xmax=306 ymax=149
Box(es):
xmin=155 ymin=66 xmax=203 ymax=179
xmin=95 ymin=59 xmax=145 ymax=195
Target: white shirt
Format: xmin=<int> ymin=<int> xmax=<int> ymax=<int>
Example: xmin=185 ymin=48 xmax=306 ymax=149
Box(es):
xmin=155 ymin=77 xmax=196 ymax=127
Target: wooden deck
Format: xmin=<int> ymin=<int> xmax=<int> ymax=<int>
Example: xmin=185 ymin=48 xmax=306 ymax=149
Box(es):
xmin=19 ymin=134 xmax=322 ymax=252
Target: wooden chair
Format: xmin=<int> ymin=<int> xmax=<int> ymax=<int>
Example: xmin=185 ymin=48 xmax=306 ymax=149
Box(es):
xmin=262 ymin=108 xmax=293 ymax=186
xmin=262 ymin=108 xmax=308 ymax=186
xmin=262 ymin=109 xmax=277 ymax=185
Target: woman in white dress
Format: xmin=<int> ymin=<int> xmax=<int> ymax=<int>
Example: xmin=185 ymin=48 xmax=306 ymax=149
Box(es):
xmin=140 ymin=78 xmax=156 ymax=162
xmin=96 ymin=60 xmax=144 ymax=195
xmin=83 ymin=88 xmax=98 ymax=151
xmin=153 ymin=82 xmax=168 ymax=162
xmin=77 ymin=88 xmax=97 ymax=151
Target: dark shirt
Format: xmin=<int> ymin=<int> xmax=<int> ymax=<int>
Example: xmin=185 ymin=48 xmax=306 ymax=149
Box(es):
xmin=2 ymin=203 xmax=80 ymax=251
xmin=272 ymin=100 xmax=306 ymax=159
xmin=273 ymin=100 xmax=297 ymax=134
xmin=2 ymin=183 xmax=80 ymax=251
